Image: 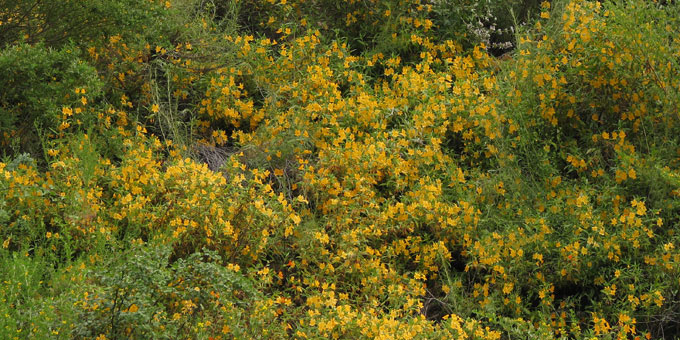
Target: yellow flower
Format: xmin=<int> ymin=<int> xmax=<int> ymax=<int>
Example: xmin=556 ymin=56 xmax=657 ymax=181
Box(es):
xmin=502 ymin=282 xmax=514 ymax=295
xmin=62 ymin=106 xmax=73 ymax=117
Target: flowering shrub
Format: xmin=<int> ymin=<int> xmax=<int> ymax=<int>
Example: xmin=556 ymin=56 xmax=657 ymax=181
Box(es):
xmin=0 ymin=43 xmax=102 ymax=157
xmin=1 ymin=0 xmax=680 ymax=339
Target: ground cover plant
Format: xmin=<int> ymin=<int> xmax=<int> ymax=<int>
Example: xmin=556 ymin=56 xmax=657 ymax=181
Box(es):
xmin=1 ymin=0 xmax=680 ymax=338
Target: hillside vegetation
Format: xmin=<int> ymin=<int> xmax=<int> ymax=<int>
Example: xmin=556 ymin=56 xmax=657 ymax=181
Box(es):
xmin=1 ymin=0 xmax=680 ymax=339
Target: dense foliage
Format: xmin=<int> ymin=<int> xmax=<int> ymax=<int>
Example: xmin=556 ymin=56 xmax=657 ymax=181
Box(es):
xmin=1 ymin=0 xmax=680 ymax=339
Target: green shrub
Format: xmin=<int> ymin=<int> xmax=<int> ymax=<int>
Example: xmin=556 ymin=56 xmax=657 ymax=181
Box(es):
xmin=0 ymin=0 xmax=170 ymax=48
xmin=500 ymin=0 xmax=680 ymax=170
xmin=486 ymin=0 xmax=680 ymax=336
xmin=236 ymin=0 xmax=434 ymax=58
xmin=73 ymin=243 xmax=265 ymax=339
xmin=0 ymin=43 xmax=101 ymax=158
xmin=0 ymin=248 xmax=79 ymax=339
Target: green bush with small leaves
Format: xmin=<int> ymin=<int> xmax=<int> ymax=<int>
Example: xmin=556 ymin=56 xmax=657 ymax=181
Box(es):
xmin=0 ymin=43 xmax=101 ymax=158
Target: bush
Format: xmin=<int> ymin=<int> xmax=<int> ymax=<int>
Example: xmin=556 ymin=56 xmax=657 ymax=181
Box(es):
xmin=0 ymin=43 xmax=101 ymax=158
xmin=2 ymin=0 xmax=680 ymax=339
xmin=489 ymin=0 xmax=680 ymax=337
xmin=430 ymin=0 xmax=544 ymax=55
xmin=73 ymin=243 xmax=266 ymax=339
xmin=237 ymin=0 xmax=435 ymax=58
xmin=0 ymin=0 xmax=170 ymax=48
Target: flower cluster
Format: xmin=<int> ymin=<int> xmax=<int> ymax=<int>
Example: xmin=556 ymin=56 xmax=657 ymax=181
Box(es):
xmin=1 ymin=0 xmax=680 ymax=339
